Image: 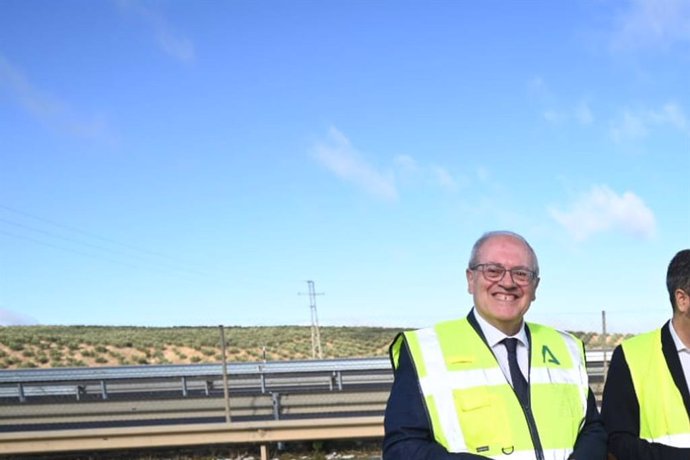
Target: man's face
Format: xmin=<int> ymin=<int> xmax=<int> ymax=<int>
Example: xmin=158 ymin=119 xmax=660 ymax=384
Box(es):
xmin=466 ymin=235 xmax=540 ymax=335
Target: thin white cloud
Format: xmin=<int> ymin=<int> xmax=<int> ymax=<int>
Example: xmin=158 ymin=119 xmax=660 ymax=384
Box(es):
xmin=312 ymin=127 xmax=397 ymax=201
xmin=575 ymin=101 xmax=594 ymax=125
xmin=610 ymin=110 xmax=649 ymax=142
xmin=550 ymin=185 xmax=656 ymax=241
xmin=543 ymin=110 xmax=565 ymax=124
xmin=476 ymin=166 xmax=490 ymax=182
xmin=529 ymin=77 xmax=594 ymax=126
xmin=528 ymin=76 xmax=549 ymax=97
xmin=312 ymin=129 xmax=461 ymax=199
xmin=611 ymin=0 xmax=690 ymax=50
xmin=395 ymin=154 xmax=461 ymax=191
xmin=116 ymin=0 xmax=195 ymax=63
xmin=393 ymin=154 xmax=419 ymax=175
xmin=649 ymin=103 xmax=689 ymax=130
xmin=0 ymin=54 xmax=113 ymax=141
xmin=610 ymin=102 xmax=689 ymax=142
xmin=431 ymin=166 xmax=458 ymax=191
xmin=0 ymin=308 xmax=38 ymax=326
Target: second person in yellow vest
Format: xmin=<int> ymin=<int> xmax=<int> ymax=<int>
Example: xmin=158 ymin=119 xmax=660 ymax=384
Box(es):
xmin=601 ymin=249 xmax=690 ymax=459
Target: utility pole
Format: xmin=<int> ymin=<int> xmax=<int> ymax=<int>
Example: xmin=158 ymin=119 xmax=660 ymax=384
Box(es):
xmin=218 ymin=325 xmax=231 ymax=423
xmin=299 ymin=280 xmax=323 ymax=359
xmin=601 ymin=310 xmax=608 ymax=383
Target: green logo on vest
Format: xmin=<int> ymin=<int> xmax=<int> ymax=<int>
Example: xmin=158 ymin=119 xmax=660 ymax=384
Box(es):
xmin=542 ymin=345 xmax=560 ymax=365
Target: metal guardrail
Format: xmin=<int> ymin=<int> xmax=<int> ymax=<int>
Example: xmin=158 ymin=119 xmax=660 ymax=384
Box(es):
xmin=0 ymin=357 xmax=392 ymax=458
xmin=0 ymin=352 xmax=609 ymax=400
xmin=0 ymin=357 xmax=393 ymax=435
xmin=1 ymin=390 xmax=391 ymax=425
xmin=0 ymin=351 xmax=611 ymax=457
xmin=0 ymin=357 xmax=393 ymax=384
xmin=0 ymin=357 xmax=392 ymax=403
xmin=0 ymin=416 xmax=386 ymax=457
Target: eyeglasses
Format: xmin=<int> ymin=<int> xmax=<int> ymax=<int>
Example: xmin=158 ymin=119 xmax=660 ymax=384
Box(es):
xmin=470 ymin=263 xmax=537 ymax=285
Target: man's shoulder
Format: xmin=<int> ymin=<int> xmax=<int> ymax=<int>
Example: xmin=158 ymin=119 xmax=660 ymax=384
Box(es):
xmin=622 ymin=327 xmax=662 ymax=347
xmin=526 ymin=321 xmax=580 ymax=340
xmin=403 ymin=317 xmax=471 ymax=334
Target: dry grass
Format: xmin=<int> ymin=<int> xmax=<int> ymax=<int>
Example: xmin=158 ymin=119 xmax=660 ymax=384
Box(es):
xmin=0 ymin=325 xmax=396 ymax=369
xmin=0 ymin=325 xmax=630 ymax=370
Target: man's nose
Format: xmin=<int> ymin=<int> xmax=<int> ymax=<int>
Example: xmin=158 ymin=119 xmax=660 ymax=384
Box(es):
xmin=498 ymin=270 xmax=516 ymax=286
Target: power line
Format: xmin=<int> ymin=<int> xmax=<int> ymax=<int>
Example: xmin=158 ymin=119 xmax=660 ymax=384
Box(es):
xmin=0 ymin=204 xmax=219 ymax=281
xmin=0 ymin=204 xmax=212 ymax=275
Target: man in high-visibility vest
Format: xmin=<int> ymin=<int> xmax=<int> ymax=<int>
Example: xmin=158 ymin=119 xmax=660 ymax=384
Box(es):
xmin=383 ymin=230 xmax=606 ymax=460
xmin=601 ymin=249 xmax=690 ymax=459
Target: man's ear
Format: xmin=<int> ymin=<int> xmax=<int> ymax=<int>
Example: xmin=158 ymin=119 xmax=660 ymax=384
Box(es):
xmin=466 ymin=268 xmax=475 ymax=294
xmin=531 ymin=277 xmax=540 ymax=301
xmin=676 ymin=289 xmax=690 ymax=313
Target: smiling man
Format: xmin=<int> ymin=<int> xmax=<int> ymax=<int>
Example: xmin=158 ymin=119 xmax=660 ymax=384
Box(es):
xmin=382 ymin=230 xmax=606 ymax=460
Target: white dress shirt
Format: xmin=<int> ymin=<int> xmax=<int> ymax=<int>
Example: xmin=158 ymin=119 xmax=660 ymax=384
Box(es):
xmin=473 ymin=307 xmax=529 ymax=386
xmin=669 ymin=319 xmax=690 ymax=394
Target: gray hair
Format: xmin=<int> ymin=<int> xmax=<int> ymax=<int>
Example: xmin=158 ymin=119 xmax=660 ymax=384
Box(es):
xmin=468 ymin=230 xmax=540 ymax=276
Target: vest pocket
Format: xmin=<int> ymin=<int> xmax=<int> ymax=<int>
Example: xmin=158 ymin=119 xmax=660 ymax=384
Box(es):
xmin=455 ymin=386 xmax=513 ymax=453
xmin=532 ymin=384 xmax=583 ymax=448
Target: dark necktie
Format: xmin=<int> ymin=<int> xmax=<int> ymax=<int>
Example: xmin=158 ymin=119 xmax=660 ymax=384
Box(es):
xmin=502 ymin=338 xmax=529 ymax=406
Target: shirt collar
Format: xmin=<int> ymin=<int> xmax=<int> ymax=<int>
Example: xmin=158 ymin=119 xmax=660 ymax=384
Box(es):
xmin=670 ymin=319 xmax=689 ymax=352
xmin=472 ymin=307 xmax=528 ymax=348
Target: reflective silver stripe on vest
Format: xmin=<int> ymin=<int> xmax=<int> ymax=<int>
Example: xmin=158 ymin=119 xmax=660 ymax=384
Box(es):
xmin=542 ymin=448 xmax=574 ymax=460
xmin=420 ymin=367 xmax=507 ymax=391
xmin=487 ymin=450 xmax=537 ymax=460
xmin=560 ymin=332 xmax=589 ymax=421
xmin=415 ymin=327 xmax=467 ymax=452
xmin=646 ymin=433 xmax=690 ymax=448
xmin=507 ymin=449 xmax=572 ymax=460
xmin=526 ymin=367 xmax=582 ymax=385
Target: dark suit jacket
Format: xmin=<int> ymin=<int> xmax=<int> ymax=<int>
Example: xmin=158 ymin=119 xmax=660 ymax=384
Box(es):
xmin=601 ymin=321 xmax=690 ymax=460
xmin=382 ymin=310 xmax=607 ymax=460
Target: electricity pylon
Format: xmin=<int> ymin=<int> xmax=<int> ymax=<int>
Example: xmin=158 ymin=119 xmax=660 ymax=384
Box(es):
xmin=299 ymin=280 xmax=323 ymax=359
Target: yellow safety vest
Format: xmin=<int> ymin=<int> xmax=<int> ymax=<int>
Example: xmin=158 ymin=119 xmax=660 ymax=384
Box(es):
xmin=391 ymin=318 xmax=588 ymax=460
xmin=622 ymin=328 xmax=690 ymax=447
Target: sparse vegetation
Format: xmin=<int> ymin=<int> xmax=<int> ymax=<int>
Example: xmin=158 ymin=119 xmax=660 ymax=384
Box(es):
xmin=0 ymin=325 xmax=628 ymax=370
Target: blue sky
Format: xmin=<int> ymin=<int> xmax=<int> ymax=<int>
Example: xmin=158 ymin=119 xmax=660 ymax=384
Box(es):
xmin=0 ymin=0 xmax=688 ymax=334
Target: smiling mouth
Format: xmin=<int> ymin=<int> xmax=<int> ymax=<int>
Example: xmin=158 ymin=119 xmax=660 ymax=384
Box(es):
xmin=493 ymin=293 xmax=518 ymax=301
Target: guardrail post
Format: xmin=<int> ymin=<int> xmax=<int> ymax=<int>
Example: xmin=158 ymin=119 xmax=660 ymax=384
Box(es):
xmin=329 ymin=371 xmax=343 ymax=391
xmin=100 ymin=380 xmax=108 ymax=400
xmin=17 ymin=383 xmax=25 ymax=403
xmin=271 ymin=392 xmax=281 ymax=420
xmin=219 ymin=325 xmax=232 ymax=423
xmin=181 ymin=377 xmax=188 ymax=397
xmin=271 ymin=392 xmax=285 ymax=451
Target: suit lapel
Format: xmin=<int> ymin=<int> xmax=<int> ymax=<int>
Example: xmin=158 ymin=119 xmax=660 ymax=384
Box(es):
xmin=661 ymin=321 xmax=690 ymax=419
